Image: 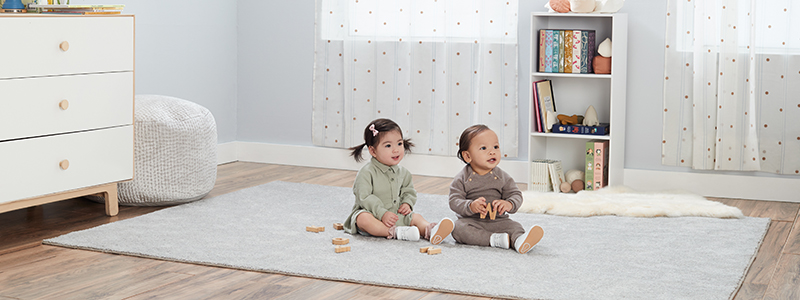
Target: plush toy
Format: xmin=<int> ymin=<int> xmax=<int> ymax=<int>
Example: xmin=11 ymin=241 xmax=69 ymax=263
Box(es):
xmin=557 ymin=114 xmax=584 ymax=125
xmin=582 ymin=105 xmax=599 ymax=126
xmin=549 ymin=0 xmax=570 ymax=13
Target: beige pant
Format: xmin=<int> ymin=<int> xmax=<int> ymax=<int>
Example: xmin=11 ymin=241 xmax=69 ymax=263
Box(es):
xmin=451 ymin=217 xmax=525 ymax=247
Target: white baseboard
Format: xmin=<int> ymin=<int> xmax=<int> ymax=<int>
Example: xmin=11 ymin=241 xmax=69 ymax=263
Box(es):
xmin=219 ymin=142 xmax=799 ymax=202
xmin=217 ymin=142 xmax=238 ymax=165
xmin=624 ymin=169 xmax=800 ymax=202
xmin=226 ymin=141 xmax=529 ymax=181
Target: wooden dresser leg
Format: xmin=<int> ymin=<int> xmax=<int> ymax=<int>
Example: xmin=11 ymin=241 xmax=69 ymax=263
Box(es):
xmin=104 ymin=183 xmax=119 ymax=216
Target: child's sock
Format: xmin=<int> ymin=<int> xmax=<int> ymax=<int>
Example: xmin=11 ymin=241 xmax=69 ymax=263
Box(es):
xmin=426 ymin=217 xmax=454 ymax=245
xmin=392 ymin=225 xmax=420 ymax=241
xmin=514 ymin=225 xmax=544 ymax=254
xmin=489 ymin=233 xmax=510 ymax=249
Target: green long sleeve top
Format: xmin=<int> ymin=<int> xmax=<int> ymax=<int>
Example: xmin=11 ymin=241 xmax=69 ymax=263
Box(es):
xmin=343 ymin=157 xmax=417 ymax=234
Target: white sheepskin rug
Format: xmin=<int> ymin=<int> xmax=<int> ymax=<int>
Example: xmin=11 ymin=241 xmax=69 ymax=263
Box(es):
xmin=519 ymin=186 xmax=744 ymax=218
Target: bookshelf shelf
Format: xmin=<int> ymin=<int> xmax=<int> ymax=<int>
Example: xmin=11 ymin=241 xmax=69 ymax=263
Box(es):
xmin=531 ymin=72 xmax=611 ymax=79
xmin=530 ymin=132 xmax=611 ymax=140
xmin=528 ymin=12 xmax=627 ymax=191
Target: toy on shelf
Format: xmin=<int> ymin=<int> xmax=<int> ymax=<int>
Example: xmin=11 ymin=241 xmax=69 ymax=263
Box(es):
xmin=593 ymin=38 xmax=612 ymax=74
xmin=560 ymin=169 xmax=585 ymax=193
xmin=557 ymin=114 xmax=584 ymax=125
xmin=582 ymin=105 xmax=599 ymax=126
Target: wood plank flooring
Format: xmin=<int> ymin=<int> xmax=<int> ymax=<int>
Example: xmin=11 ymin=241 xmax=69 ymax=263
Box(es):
xmin=0 ymin=162 xmax=798 ymax=300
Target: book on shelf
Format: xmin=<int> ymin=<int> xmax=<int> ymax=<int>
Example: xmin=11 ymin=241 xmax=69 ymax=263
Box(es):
xmin=530 ymin=159 xmax=565 ymax=193
xmin=593 ymin=140 xmax=609 ymax=190
xmin=29 ymin=4 xmax=125 ymax=9
xmin=30 ymin=4 xmax=124 ymax=14
xmin=550 ymin=123 xmax=609 ymax=136
xmin=538 ymin=29 xmax=596 ymax=74
xmin=584 ymin=140 xmax=609 ymax=190
xmin=532 ymin=82 xmax=542 ymax=132
xmin=533 ymin=79 xmax=556 ymax=133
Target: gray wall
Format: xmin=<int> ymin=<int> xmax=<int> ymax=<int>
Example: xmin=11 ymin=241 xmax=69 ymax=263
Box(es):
xmin=73 ymin=0 xmax=239 ymax=143
xmin=78 ymin=0 xmax=790 ymax=180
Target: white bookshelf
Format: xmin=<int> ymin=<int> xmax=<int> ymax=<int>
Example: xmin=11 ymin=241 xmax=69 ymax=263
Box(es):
xmin=528 ymin=12 xmax=628 ymax=190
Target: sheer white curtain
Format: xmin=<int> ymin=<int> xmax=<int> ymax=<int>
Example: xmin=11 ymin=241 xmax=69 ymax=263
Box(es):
xmin=662 ymin=0 xmax=800 ymax=174
xmin=312 ymin=0 xmax=519 ymax=158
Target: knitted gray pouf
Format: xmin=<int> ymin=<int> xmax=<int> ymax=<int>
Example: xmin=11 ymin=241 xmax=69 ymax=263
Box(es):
xmin=118 ymin=95 xmax=218 ymax=206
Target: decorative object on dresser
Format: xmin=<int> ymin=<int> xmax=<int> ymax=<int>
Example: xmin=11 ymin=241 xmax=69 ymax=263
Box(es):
xmin=0 ymin=14 xmax=134 ymax=216
xmin=112 ymin=95 xmax=218 ymax=206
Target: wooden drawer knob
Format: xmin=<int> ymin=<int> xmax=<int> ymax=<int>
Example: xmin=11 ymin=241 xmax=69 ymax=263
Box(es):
xmin=59 ymin=100 xmax=70 ymax=110
xmin=59 ymin=41 xmax=70 ymax=52
xmin=59 ymin=160 xmax=70 ymax=170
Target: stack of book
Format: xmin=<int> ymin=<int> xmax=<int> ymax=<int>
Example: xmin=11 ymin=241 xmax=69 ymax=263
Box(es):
xmin=585 ymin=140 xmax=609 ymax=191
xmin=538 ymin=29 xmax=596 ymax=74
xmin=530 ymin=159 xmax=565 ymax=193
xmin=30 ymin=4 xmax=124 ymax=14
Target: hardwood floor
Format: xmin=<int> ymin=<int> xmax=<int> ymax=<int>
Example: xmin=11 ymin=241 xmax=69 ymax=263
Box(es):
xmin=0 ymin=162 xmax=798 ymax=300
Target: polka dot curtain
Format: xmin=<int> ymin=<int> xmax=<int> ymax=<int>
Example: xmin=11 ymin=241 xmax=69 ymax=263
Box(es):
xmin=662 ymin=0 xmax=800 ymax=175
xmin=312 ymin=0 xmax=519 ymax=158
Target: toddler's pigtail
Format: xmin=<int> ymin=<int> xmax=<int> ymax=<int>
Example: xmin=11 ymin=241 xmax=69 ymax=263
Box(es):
xmin=349 ymin=143 xmax=368 ymax=162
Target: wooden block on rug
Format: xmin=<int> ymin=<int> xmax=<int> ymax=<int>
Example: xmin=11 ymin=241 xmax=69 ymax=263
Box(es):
xmin=420 ymin=246 xmax=431 ymax=253
xmin=332 ymin=238 xmax=349 ymax=245
xmin=306 ymin=226 xmax=324 ymax=233
xmin=427 ymin=247 xmax=441 ymax=255
xmin=335 ymin=245 xmax=350 ymax=253
xmin=333 ymin=223 xmax=344 ymax=230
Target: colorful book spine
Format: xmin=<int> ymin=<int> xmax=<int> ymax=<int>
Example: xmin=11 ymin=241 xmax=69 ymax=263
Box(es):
xmin=552 ymin=30 xmax=560 ymax=73
xmin=558 ymin=31 xmax=566 ymax=73
xmin=564 ymin=30 xmax=573 ymax=73
xmin=545 ymin=30 xmax=553 ymax=73
xmin=587 ymin=31 xmax=596 ymax=73
xmin=550 ymin=123 xmax=610 ymax=135
xmin=572 ymin=30 xmax=582 ymax=73
xmin=593 ymin=140 xmax=610 ymax=190
xmin=532 ymin=82 xmax=542 ymax=132
xmin=580 ymin=31 xmax=589 ymax=73
xmin=539 ymin=30 xmax=545 ymax=72
xmin=585 ymin=141 xmax=595 ymax=191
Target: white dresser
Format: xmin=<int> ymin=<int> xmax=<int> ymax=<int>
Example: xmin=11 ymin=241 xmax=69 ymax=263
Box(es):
xmin=0 ymin=15 xmax=135 ymax=216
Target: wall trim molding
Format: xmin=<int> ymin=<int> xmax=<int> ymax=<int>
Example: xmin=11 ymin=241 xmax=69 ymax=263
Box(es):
xmin=624 ymin=169 xmax=799 ymax=203
xmin=217 ymin=142 xmax=799 ymax=202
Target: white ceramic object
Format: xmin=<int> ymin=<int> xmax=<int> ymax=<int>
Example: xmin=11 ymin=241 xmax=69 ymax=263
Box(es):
xmin=583 ymin=105 xmax=599 ymax=126
xmin=545 ymin=110 xmax=558 ymax=132
xmin=597 ymin=38 xmax=612 ymax=57
xmin=565 ymin=169 xmax=585 ymax=184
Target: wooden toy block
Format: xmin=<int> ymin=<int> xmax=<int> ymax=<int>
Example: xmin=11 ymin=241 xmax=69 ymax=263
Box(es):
xmin=426 ymin=247 xmax=441 ymax=255
xmin=332 ymin=238 xmax=349 ymax=245
xmin=420 ymin=246 xmax=431 ymax=253
xmin=333 ymin=223 xmax=344 ymax=230
xmin=306 ymin=226 xmax=324 ymax=233
xmin=335 ymin=246 xmax=351 ymax=253
xmin=486 ymin=203 xmax=495 ymax=220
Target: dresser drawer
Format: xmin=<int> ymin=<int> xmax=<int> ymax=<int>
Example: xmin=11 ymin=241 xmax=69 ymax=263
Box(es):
xmin=0 ymin=16 xmax=134 ymax=79
xmin=0 ymin=72 xmax=133 ymax=141
xmin=0 ymin=125 xmax=133 ymax=204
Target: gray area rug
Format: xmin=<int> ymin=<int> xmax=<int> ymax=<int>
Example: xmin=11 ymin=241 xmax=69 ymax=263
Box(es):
xmin=45 ymin=181 xmax=770 ymax=300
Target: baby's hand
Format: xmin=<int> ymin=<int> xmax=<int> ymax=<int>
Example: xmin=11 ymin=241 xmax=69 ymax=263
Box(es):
xmin=397 ymin=203 xmax=412 ymax=215
xmin=492 ymin=199 xmax=513 ymax=216
xmin=470 ymin=197 xmax=488 ymax=215
xmin=382 ymin=211 xmax=399 ymax=227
